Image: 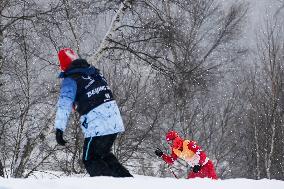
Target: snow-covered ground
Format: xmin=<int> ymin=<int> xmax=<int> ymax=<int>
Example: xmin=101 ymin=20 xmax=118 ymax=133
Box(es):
xmin=0 ymin=175 xmax=284 ymax=189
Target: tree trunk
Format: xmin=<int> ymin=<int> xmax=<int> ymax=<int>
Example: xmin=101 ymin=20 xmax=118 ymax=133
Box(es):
xmin=253 ymin=123 xmax=261 ymax=179
xmin=266 ymin=111 xmax=276 ymax=179
xmin=0 ymin=11 xmax=4 ymax=179
xmin=0 ymin=160 xmax=4 ymax=177
xmin=0 ymin=16 xmax=3 ymax=84
xmin=0 ymin=29 xmax=3 ymax=73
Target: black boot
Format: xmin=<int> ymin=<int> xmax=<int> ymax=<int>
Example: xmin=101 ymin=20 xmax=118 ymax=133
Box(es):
xmin=84 ymin=156 xmax=113 ymax=177
xmin=103 ymin=153 xmax=133 ymax=177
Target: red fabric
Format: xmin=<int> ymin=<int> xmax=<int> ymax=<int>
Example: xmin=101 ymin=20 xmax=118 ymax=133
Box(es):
xmin=58 ymin=48 xmax=78 ymax=71
xmin=161 ymin=151 xmax=178 ymax=165
xmin=187 ymin=141 xmax=207 ymax=165
xmin=187 ymin=160 xmax=218 ymax=179
xmin=172 ymin=137 xmax=183 ymax=149
xmin=166 ymin=131 xmax=179 ymax=141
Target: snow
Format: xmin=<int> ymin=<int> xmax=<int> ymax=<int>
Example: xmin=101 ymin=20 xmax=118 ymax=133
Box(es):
xmin=0 ymin=175 xmax=284 ymax=189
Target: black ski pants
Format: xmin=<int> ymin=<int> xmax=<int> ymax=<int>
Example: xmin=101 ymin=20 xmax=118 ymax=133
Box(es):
xmin=82 ymin=133 xmax=132 ymax=177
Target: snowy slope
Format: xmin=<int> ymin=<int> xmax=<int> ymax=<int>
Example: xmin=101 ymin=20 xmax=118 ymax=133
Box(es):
xmin=0 ymin=175 xmax=284 ymax=189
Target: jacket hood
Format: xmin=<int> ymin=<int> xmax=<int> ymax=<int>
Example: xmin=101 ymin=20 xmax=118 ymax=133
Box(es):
xmin=58 ymin=59 xmax=99 ymax=78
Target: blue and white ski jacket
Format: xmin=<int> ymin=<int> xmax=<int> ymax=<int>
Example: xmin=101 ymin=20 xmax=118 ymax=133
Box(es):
xmin=54 ymin=59 xmax=125 ymax=138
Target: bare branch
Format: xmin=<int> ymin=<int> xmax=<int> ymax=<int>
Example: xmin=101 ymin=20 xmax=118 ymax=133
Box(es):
xmin=89 ymin=0 xmax=134 ymax=65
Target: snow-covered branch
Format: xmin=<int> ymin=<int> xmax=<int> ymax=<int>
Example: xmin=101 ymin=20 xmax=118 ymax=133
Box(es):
xmin=89 ymin=0 xmax=134 ymax=65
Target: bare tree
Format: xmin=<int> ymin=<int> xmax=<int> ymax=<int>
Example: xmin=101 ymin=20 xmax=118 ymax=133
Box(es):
xmin=238 ymin=14 xmax=284 ymax=179
xmin=0 ymin=0 xmax=62 ymax=178
xmin=6 ymin=22 xmax=56 ymax=178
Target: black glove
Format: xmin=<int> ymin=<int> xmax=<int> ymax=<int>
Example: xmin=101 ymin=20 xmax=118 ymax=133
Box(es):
xmin=56 ymin=129 xmax=67 ymax=146
xmin=192 ymin=164 xmax=202 ymax=173
xmin=155 ymin=148 xmax=163 ymax=157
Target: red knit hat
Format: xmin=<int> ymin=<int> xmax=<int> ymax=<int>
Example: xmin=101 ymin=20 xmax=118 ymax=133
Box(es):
xmin=166 ymin=131 xmax=183 ymax=149
xmin=58 ymin=48 xmax=78 ymax=71
xmin=166 ymin=131 xmax=179 ymax=141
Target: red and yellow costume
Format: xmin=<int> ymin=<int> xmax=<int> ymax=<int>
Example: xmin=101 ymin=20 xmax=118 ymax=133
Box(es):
xmin=162 ymin=131 xmax=218 ymax=179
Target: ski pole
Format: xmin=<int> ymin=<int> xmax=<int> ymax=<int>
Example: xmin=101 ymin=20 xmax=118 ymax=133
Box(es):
xmin=166 ymin=163 xmax=178 ymax=179
xmin=155 ymin=148 xmax=178 ymax=179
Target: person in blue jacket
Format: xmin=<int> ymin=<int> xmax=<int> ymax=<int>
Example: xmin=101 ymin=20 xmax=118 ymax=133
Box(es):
xmin=54 ymin=48 xmax=132 ymax=177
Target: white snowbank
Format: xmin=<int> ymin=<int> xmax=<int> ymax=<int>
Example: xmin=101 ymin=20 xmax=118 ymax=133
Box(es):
xmin=0 ymin=175 xmax=284 ymax=189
